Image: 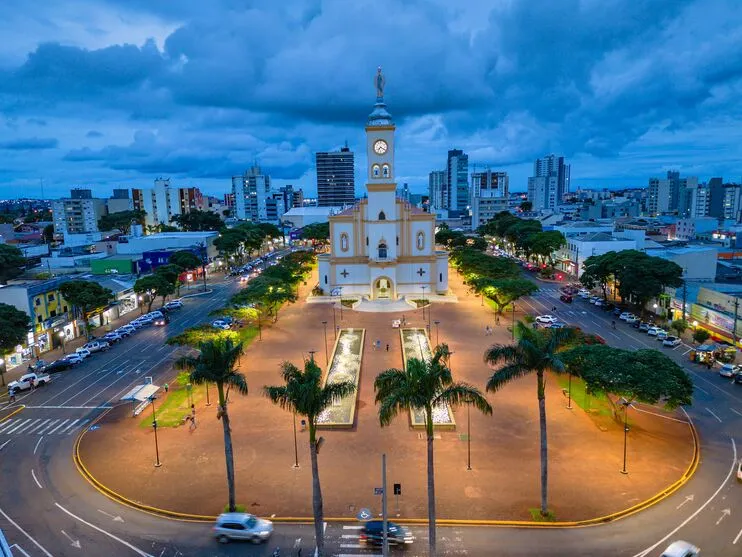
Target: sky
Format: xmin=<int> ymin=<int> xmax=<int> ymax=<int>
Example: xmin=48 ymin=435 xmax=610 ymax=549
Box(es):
xmin=1 ymin=0 xmax=742 ymax=200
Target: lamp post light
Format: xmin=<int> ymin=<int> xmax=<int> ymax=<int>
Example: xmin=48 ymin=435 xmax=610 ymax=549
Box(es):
xmin=620 ymin=399 xmax=630 ymax=475
xmin=322 ymin=321 xmax=329 ymax=366
xmin=292 ymin=412 xmax=300 ymax=468
xmin=58 ymin=331 xmax=66 ymax=354
xmin=149 ymin=395 xmax=162 ymax=468
xmin=434 ymin=320 xmax=441 ymax=346
xmin=421 ymin=285 xmax=428 ymax=321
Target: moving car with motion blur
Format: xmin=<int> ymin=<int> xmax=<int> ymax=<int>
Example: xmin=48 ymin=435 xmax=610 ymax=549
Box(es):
xmin=213 ymin=513 xmax=273 ymax=544
xmin=360 ymin=520 xmax=414 ymax=547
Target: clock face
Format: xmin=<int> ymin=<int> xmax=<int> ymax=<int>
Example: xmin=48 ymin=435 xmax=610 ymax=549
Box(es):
xmin=373 ymin=140 xmax=388 ymax=155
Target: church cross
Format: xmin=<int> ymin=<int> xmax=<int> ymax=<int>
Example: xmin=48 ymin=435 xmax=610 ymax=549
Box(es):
xmin=417 ymin=268 xmax=426 ymax=277
xmin=340 ymin=269 xmax=350 ymax=278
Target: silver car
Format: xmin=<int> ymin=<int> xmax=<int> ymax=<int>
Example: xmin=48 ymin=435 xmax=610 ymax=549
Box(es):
xmin=213 ymin=513 xmax=273 ymax=544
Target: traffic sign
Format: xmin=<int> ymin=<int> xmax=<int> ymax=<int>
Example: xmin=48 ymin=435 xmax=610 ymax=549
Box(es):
xmin=356 ymin=508 xmax=372 ymax=521
xmin=374 ymin=487 xmax=384 ymax=495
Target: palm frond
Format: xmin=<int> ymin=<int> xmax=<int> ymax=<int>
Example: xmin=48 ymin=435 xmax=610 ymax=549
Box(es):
xmin=174 ymin=355 xmax=198 ymax=371
xmin=225 ymin=372 xmax=249 ymax=395
xmin=263 ymin=385 xmax=294 ymax=412
xmin=435 ymin=383 xmax=492 ymax=415
xmin=483 ymin=344 xmax=520 ymax=365
xmin=377 ymin=391 xmax=408 ymax=427
xmin=486 ymin=362 xmax=531 ymax=392
xmin=373 ymin=368 xmax=407 ymax=403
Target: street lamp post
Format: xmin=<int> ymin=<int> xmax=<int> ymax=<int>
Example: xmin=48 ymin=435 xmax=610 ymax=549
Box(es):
xmin=620 ymin=399 xmax=630 ymax=475
xmin=421 ymin=285 xmax=428 ymax=322
xmin=138 ymin=295 xmax=144 ymax=314
xmin=566 ymin=373 xmax=573 ymax=410
xmin=332 ymin=306 xmax=337 ymax=338
xmin=466 ymin=400 xmax=472 ymax=471
xmin=292 ymin=412 xmax=299 ymax=468
xmin=511 ymin=302 xmax=516 ymax=340
xmin=150 ymin=395 xmax=162 ymax=467
xmin=322 ymin=321 xmax=329 ymax=366
xmin=58 ymin=331 xmax=66 ymax=354
xmin=205 ymin=382 xmax=211 ymax=406
xmin=434 ymin=320 xmax=441 ymax=346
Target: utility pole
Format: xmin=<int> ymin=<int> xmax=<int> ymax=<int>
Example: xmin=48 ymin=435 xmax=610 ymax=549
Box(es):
xmin=682 ymin=278 xmax=687 ymax=322
xmin=733 ymin=298 xmax=739 ymax=350
xmin=382 ymin=453 xmax=389 ymax=557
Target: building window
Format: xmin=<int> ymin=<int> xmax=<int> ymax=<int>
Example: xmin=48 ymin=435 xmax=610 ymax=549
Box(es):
xmin=372 ymin=164 xmax=380 ymax=177
xmin=366 ymin=236 xmax=369 ymax=246
xmin=396 ymin=236 xmax=399 ymax=246
xmin=378 ymin=241 xmax=388 ymax=259
xmin=378 ymin=211 xmax=386 ymax=220
xmin=417 ymin=232 xmax=425 ymax=251
xmin=382 ymin=164 xmax=390 ymax=177
xmin=63 ymin=305 xmax=68 ymax=313
xmin=439 ymin=273 xmax=443 ymax=282
xmin=37 ymin=315 xmax=43 ymax=323
xmin=35 ymin=298 xmax=41 ymax=306
xmin=50 ymin=310 xmax=56 ymax=317
xmin=48 ymin=293 xmax=55 ymax=302
xmin=324 ymin=275 xmax=328 ymax=285
xmin=340 ymin=233 xmax=349 ymax=252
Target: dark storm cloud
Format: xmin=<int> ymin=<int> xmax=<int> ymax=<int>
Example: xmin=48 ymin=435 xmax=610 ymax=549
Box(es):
xmin=0 ymin=137 xmax=59 ymax=150
xmin=1 ymin=0 xmax=742 ymax=196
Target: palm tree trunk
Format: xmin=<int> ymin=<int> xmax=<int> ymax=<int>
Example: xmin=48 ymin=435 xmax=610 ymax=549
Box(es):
xmin=308 ymin=421 xmax=325 ymax=556
xmin=537 ymin=370 xmax=548 ymax=516
xmin=217 ymin=383 xmax=237 ymax=512
xmin=426 ymin=408 xmax=437 ymax=557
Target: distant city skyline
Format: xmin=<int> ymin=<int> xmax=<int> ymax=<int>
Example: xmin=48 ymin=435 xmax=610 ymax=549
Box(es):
xmin=1 ymin=0 xmax=741 ymax=199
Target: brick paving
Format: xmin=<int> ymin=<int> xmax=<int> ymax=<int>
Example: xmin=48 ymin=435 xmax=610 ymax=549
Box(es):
xmin=78 ymin=268 xmax=695 ymax=521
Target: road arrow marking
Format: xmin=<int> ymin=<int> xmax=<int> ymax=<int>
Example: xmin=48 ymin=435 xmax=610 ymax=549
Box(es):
xmin=60 ymin=530 xmax=81 ymax=549
xmin=705 ymin=408 xmax=723 ymax=423
xmin=97 ymin=509 xmax=124 ymax=522
xmin=676 ymin=494 xmax=694 ymax=509
xmin=716 ymin=508 xmax=731 ymax=525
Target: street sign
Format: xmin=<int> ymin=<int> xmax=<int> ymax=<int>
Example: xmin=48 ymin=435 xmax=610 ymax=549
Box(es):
xmin=393 ymin=483 xmax=401 ymax=495
xmin=374 ymin=487 xmax=384 ymax=495
xmin=356 ymin=508 xmax=372 ymax=521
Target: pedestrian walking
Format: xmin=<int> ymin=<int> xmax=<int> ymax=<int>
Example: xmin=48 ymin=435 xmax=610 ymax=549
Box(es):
xmin=496 ymin=315 xmax=500 ymax=325
xmin=9 ymin=390 xmax=16 ymax=403
xmin=164 ymin=383 xmax=169 ymax=393
xmin=385 ymin=343 xmax=389 ymax=352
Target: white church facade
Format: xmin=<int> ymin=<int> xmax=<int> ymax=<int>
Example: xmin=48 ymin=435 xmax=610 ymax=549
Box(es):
xmin=317 ymin=69 xmax=449 ymax=301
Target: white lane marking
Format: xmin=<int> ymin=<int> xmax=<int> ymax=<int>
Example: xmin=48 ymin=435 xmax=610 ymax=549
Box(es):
xmin=60 ymin=529 xmax=82 ymax=548
xmin=105 ymin=351 xmax=176 ymax=405
xmin=31 ymin=469 xmax=43 ymax=489
xmin=693 ymin=384 xmax=709 ymax=395
xmin=342 ymin=525 xmax=364 ymax=529
xmin=0 ymin=507 xmax=54 ymax=557
xmin=340 ymin=544 xmax=363 ymax=548
xmin=46 ymin=420 xmax=70 ymax=435
xmin=23 ymin=405 xmax=111 ymax=409
xmin=69 ymin=419 xmax=89 ymax=435
xmin=10 ymin=544 xmax=32 ymax=557
xmin=58 ymin=419 xmax=80 ymax=434
xmin=733 ymin=525 xmax=742 ymax=544
xmin=705 ymin=408 xmax=723 ymax=423
xmin=27 ymin=419 xmax=50 ymax=434
xmin=731 ymin=408 xmax=742 ymax=418
xmin=3 ymin=419 xmax=32 ymax=434
xmin=0 ymin=419 xmax=18 ymax=433
xmin=341 ymin=534 xmax=359 ymax=538
xmin=35 ymin=419 xmax=61 ymax=435
xmin=633 ymin=437 xmax=738 ymax=557
xmin=59 ymin=362 xmax=137 ymax=406
xmin=0 ymin=439 xmax=11 ymax=451
xmin=12 ymin=418 xmax=42 ymax=434
xmin=55 ymin=502 xmax=155 ymax=557
xmin=34 ymin=436 xmax=43 ymax=454
xmin=631 ymin=405 xmax=690 ymax=424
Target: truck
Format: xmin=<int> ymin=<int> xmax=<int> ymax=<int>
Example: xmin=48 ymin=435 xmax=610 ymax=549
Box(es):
xmin=7 ymin=372 xmax=51 ymax=394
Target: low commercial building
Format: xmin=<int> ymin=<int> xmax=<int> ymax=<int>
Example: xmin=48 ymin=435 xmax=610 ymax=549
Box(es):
xmin=557 ymin=232 xmax=638 ymax=278
xmin=281 ymin=207 xmax=342 ymax=229
xmin=645 ymin=245 xmax=719 ymax=282
xmin=116 ymin=231 xmax=218 ymax=260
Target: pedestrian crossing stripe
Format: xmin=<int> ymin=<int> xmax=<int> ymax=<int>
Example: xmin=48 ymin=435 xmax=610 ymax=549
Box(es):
xmin=0 ymin=418 xmax=88 ymax=435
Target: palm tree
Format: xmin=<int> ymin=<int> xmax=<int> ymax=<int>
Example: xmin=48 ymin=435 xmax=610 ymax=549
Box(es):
xmin=263 ymin=357 xmax=355 ymax=557
xmin=374 ymin=344 xmax=492 ymax=557
xmin=176 ymin=338 xmax=247 ymax=513
xmin=483 ymin=321 xmax=573 ymax=517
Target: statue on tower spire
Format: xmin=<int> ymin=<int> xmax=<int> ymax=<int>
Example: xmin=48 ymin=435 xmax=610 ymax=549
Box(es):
xmin=375 ymin=66 xmax=385 ymax=99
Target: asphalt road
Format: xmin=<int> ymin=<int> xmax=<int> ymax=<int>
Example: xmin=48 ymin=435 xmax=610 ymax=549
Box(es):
xmin=1 ymin=278 xmax=741 ymax=557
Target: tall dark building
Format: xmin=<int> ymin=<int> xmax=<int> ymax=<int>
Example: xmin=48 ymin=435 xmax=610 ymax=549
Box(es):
xmin=316 ymin=146 xmax=355 ymax=207
xmin=446 ymin=149 xmax=469 ymax=213
xmin=707 ymin=177 xmax=725 ymax=218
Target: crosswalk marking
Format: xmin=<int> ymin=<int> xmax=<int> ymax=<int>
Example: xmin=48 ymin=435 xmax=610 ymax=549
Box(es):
xmin=0 ymin=418 xmax=88 ymax=436
xmin=342 ymin=526 xmax=364 ymax=530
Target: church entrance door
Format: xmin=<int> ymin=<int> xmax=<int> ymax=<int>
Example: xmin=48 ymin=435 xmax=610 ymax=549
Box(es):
xmin=374 ymin=277 xmax=393 ymax=300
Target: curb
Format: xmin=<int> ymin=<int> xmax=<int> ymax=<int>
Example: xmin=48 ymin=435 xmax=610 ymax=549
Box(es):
xmin=73 ymin=402 xmax=701 ymax=528
xmin=0 ymin=405 xmax=25 ymax=423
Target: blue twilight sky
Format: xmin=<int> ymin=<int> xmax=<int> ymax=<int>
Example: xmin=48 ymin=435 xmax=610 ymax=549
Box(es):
xmin=1 ymin=0 xmax=741 ymax=200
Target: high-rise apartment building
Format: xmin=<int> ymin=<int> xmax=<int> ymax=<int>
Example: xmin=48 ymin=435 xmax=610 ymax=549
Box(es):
xmin=316 ymin=146 xmax=355 ymax=207
xmin=527 ymin=154 xmax=570 ymax=211
xmin=132 ymin=178 xmax=202 ymax=229
xmin=70 ymin=188 xmax=93 ymax=200
xmin=106 ymin=189 xmax=134 ymax=214
xmin=647 ymin=177 xmax=670 ymax=216
xmin=52 ymin=190 xmax=106 ymax=236
xmin=232 ymin=165 xmax=272 ymax=222
xmin=471 ymin=170 xmax=509 ymax=228
xmin=446 ymin=149 xmax=469 ymax=213
xmin=428 ymin=170 xmax=446 ymax=211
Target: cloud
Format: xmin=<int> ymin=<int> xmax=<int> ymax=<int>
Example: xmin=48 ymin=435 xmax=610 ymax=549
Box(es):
xmin=85 ymin=130 xmax=104 ymax=138
xmin=0 ymin=137 xmax=59 ymax=150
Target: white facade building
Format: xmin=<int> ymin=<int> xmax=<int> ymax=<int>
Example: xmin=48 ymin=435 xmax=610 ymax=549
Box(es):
xmin=232 ymin=166 xmax=271 ymax=222
xmin=557 ymin=232 xmax=638 ymax=278
xmin=317 ymin=70 xmax=449 ymax=300
xmin=471 ymin=170 xmax=509 ymax=229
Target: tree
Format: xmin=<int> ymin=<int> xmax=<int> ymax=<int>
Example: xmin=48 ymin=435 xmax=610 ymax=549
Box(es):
xmin=176 ymin=338 xmax=247 ymax=512
xmin=560 ymin=345 xmax=693 ymax=419
xmin=374 ymin=344 xmax=491 ymax=557
xmin=0 ymin=244 xmax=25 ymax=285
xmin=170 ymin=210 xmax=223 ymax=232
xmin=529 ymin=231 xmax=566 ymax=265
xmin=670 ymin=319 xmax=689 ymax=336
xmin=692 ymin=328 xmax=711 ymax=344
xmin=301 ymin=222 xmax=330 ymax=250
xmin=42 ymin=223 xmax=54 ymax=244
xmin=59 ymin=280 xmax=113 ymax=338
xmin=134 ymin=274 xmax=171 ymax=312
xmin=97 ymin=210 xmax=146 ymax=235
xmin=169 ymin=250 xmax=202 ymax=272
xmin=167 ymin=324 xmax=239 ymax=347
xmin=484 ymin=322 xmax=574 ymax=517
xmin=0 ymin=303 xmax=30 ymax=386
xmin=264 ymin=357 xmax=356 ymax=556
xmin=155 ymin=264 xmax=183 ymax=299
xmin=471 ymin=278 xmax=538 ymax=316
xmin=519 ymin=201 xmax=533 ymax=212
xmin=231 ymin=276 xmax=297 ymax=322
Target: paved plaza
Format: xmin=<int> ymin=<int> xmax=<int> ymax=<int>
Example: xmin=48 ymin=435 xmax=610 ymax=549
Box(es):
xmin=78 ymin=268 xmax=695 ymax=521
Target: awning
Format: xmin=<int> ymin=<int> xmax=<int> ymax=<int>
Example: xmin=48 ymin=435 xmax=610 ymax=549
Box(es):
xmin=120 ymin=384 xmax=159 ymax=402
xmin=696 ymin=343 xmax=717 ymax=352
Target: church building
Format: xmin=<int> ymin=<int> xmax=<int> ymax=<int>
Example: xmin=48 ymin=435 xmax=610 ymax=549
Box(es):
xmin=317 ymin=69 xmax=449 ymax=301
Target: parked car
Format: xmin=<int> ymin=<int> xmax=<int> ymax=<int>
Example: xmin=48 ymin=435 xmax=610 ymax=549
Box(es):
xmin=631 ymin=319 xmax=642 ymax=328
xmin=647 ymin=327 xmax=662 ymax=336
xmin=589 ymin=296 xmax=600 ymax=304
xmin=148 ymin=311 xmax=164 ymax=319
xmin=153 ymin=315 xmax=170 ymax=326
xmin=548 ymin=322 xmax=568 ymax=329
xmin=619 ymin=312 xmax=633 ymax=321
xmin=559 ymin=294 xmax=573 ymax=303
xmin=535 ymin=315 xmax=558 ymax=324
xmin=129 ymin=319 xmax=148 ymax=329
xmin=736 ymin=373 xmax=742 ymax=385
xmin=360 ymin=520 xmax=414 ymax=547
xmin=62 ymin=353 xmax=85 ymax=365
xmin=7 ymin=372 xmax=51 ymax=394
xmin=613 ymin=307 xmax=624 ymax=316
xmin=638 ymin=322 xmax=651 ymax=332
xmin=625 ymin=316 xmax=640 ymax=324
xmin=657 ymin=330 xmax=669 ymax=341
xmin=119 ymin=324 xmax=136 ymax=335
xmin=601 ymin=303 xmax=615 ymax=312
xmin=663 ymin=336 xmax=682 ymax=347
xmin=103 ymin=332 xmax=123 ymax=343
xmin=42 ymin=359 xmax=73 ymax=373
xmin=660 ymin=540 xmax=699 ymax=557
xmin=80 ymin=340 xmax=110 ymax=353
xmin=578 ymin=289 xmax=590 ymax=298
xmin=212 ymin=320 xmax=231 ymax=330
xmin=115 ymin=327 xmax=132 ymax=338
xmin=594 ymin=299 xmax=604 ymax=307
xmin=212 ymin=513 xmax=273 ymax=544
xmin=165 ymin=300 xmax=183 ymax=310
xmin=719 ymin=363 xmax=739 ymax=378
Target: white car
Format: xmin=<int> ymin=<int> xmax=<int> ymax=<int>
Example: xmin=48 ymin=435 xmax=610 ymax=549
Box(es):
xmin=80 ymin=341 xmax=109 ymax=353
xmin=213 ymin=513 xmax=273 ymax=544
xmin=103 ymin=332 xmax=123 ymax=343
xmin=657 ymin=330 xmax=669 ymax=341
xmin=74 ymin=348 xmax=91 ymax=359
xmin=662 ymin=336 xmax=682 ymax=347
xmin=647 ymin=327 xmax=662 ymax=336
xmin=619 ymin=312 xmax=633 ymax=321
xmin=660 ymin=540 xmax=699 ymax=557
xmin=165 ymin=300 xmax=183 ymax=310
xmin=212 ymin=320 xmax=231 ymax=330
xmin=625 ymin=316 xmax=640 ymax=324
xmin=115 ymin=327 xmax=133 ymax=337
xmin=535 ymin=315 xmax=558 ymax=324
xmin=594 ymin=299 xmax=604 ymax=307
xmin=719 ymin=364 xmax=739 ymax=378
xmin=62 ymin=353 xmax=84 ymax=365
xmin=578 ymin=289 xmax=590 ymax=298
xmin=147 ymin=311 xmax=164 ymax=319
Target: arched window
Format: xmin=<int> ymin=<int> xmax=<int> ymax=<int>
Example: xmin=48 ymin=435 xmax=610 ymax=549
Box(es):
xmin=372 ymin=164 xmax=380 ymax=177
xmin=417 ymin=231 xmax=425 ymax=251
xmin=340 ymin=233 xmax=349 ymax=252
xmin=382 ymin=164 xmax=390 ymax=177
xmin=378 ymin=211 xmax=386 ymax=221
xmin=378 ymin=241 xmax=388 ymax=259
